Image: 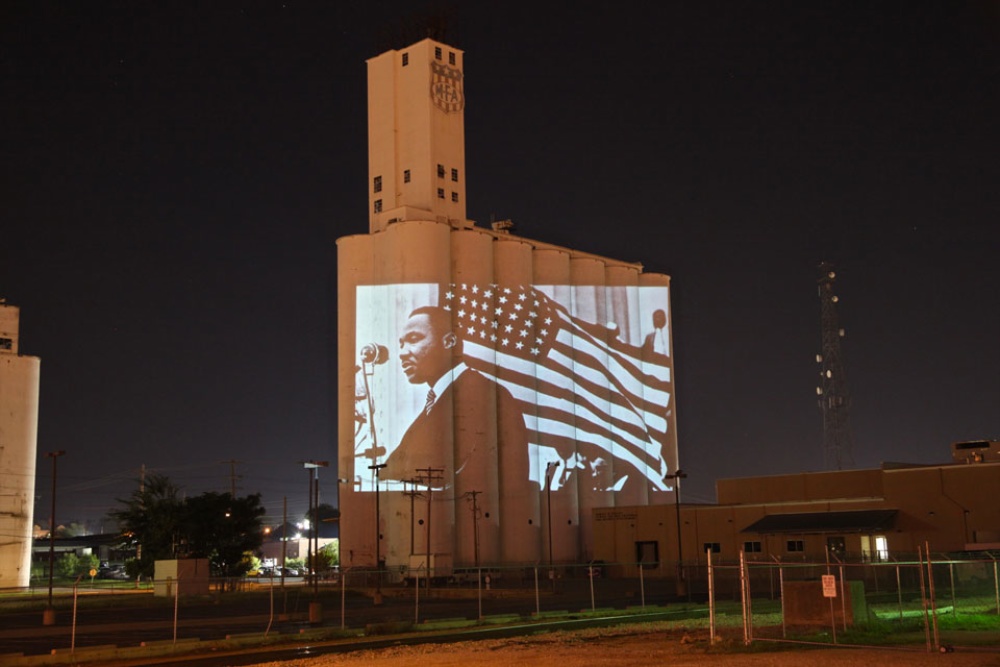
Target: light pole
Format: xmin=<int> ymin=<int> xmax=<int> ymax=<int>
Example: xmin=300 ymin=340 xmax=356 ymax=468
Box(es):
xmin=544 ymin=461 xmax=559 ymax=585
xmin=368 ymin=463 xmax=386 ymax=602
xmin=44 ymin=450 xmax=66 ymax=626
xmin=666 ymin=469 xmax=687 ymax=597
xmin=302 ymin=460 xmax=328 ymax=622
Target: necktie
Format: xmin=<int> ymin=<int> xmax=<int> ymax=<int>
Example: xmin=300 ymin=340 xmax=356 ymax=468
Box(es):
xmin=424 ymin=388 xmax=436 ymax=415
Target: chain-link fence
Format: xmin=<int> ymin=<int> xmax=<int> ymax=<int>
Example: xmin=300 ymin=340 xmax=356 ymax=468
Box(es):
xmin=705 ymin=548 xmax=1000 ymax=652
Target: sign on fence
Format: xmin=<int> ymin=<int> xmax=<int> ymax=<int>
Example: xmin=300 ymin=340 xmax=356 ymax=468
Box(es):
xmin=821 ymin=574 xmax=837 ymax=598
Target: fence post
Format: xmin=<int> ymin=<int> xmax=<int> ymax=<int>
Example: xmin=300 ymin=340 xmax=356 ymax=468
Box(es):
xmin=839 ymin=563 xmax=847 ymax=632
xmin=949 ymin=562 xmax=956 ymax=615
xmin=994 ymin=559 xmax=999 ymax=616
xmin=896 ymin=563 xmax=903 ymax=621
xmin=639 ymin=563 xmax=645 ymax=609
xmin=925 ymin=542 xmax=940 ymax=652
xmin=707 ymin=549 xmax=715 ymax=644
xmin=534 ymin=564 xmax=540 ymax=616
xmin=917 ymin=545 xmax=932 ymax=652
xmin=739 ymin=550 xmax=750 ymax=646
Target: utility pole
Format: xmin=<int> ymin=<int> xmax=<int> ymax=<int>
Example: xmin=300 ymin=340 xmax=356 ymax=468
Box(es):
xmin=817 ymin=262 xmax=855 ymax=470
xmin=43 ymin=450 xmax=66 ymax=626
xmin=464 ymin=490 xmax=481 ymax=568
xmin=368 ymin=463 xmax=386 ymax=602
xmin=416 ymin=467 xmax=443 ymax=590
xmin=402 ymin=478 xmax=423 ymax=556
xmin=223 ymin=459 xmax=242 ymax=496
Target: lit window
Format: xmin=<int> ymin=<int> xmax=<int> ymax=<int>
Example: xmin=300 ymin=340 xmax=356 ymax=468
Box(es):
xmin=403 ymin=169 xmax=411 ymax=183
xmin=437 ymin=164 xmax=445 ymax=178
xmin=786 ymin=540 xmax=804 ymax=552
xmin=373 ymin=199 xmax=382 ymax=213
xmin=373 ymin=176 xmax=382 ymax=193
xmin=451 ymin=168 xmax=458 ymax=182
xmin=703 ymin=542 xmax=721 ymax=554
xmin=451 ymin=191 xmax=459 ymax=202
xmin=435 ymin=46 xmax=442 ymax=60
xmin=743 ymin=541 xmax=762 ymax=553
xmin=402 ymin=53 xmax=409 ymax=66
xmin=437 ymin=188 xmax=445 ymax=199
xmin=449 ymin=52 xmax=456 ymax=65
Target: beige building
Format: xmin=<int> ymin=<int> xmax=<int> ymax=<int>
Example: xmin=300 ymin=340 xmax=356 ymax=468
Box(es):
xmin=338 ymin=38 xmax=679 ymax=572
xmin=593 ymin=457 xmax=1000 ymax=579
xmin=0 ymin=302 xmax=41 ymax=588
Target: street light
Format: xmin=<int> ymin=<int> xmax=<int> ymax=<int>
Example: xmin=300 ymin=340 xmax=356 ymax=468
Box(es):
xmin=302 ymin=461 xmax=328 ymax=599
xmin=665 ymin=469 xmax=687 ymax=597
xmin=44 ymin=450 xmax=66 ymax=626
xmin=368 ymin=463 xmax=386 ymax=602
xmin=544 ymin=461 xmax=560 ymax=584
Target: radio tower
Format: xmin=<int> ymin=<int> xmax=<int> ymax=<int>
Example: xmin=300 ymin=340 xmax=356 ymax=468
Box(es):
xmin=816 ymin=262 xmax=855 ymax=470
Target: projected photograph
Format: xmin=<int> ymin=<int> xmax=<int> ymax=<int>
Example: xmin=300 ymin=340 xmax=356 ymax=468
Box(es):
xmin=352 ymin=283 xmax=676 ymax=497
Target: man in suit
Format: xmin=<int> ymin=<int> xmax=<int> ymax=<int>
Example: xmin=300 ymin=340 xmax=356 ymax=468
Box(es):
xmin=382 ymin=305 xmax=529 ymax=489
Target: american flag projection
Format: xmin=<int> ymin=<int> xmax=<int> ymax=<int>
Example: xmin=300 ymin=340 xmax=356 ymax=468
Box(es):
xmin=352 ymin=282 xmax=676 ymax=495
xmin=443 ymin=283 xmax=674 ymax=491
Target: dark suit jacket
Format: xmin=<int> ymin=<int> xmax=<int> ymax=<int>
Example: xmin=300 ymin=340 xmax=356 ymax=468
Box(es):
xmin=383 ymin=369 xmax=529 ymax=486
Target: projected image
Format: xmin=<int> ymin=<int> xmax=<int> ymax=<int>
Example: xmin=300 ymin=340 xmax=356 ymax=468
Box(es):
xmin=353 ymin=283 xmax=676 ymax=496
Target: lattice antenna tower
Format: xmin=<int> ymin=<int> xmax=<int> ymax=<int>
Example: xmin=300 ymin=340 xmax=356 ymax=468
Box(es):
xmin=816 ymin=262 xmax=855 ymax=470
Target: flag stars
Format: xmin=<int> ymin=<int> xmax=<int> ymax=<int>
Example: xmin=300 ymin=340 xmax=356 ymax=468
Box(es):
xmin=466 ymin=325 xmax=476 ymax=336
xmin=519 ymin=329 xmax=528 ymax=337
xmin=515 ymin=341 xmax=524 ymax=350
xmin=471 ymin=285 xmax=479 ymax=294
xmin=457 ymin=309 xmax=466 ymax=318
xmin=460 ymin=295 xmax=468 ymax=304
xmin=471 ymin=299 xmax=479 ymax=309
xmin=501 ymin=338 xmax=510 ymax=346
xmin=444 ymin=291 xmax=454 ymax=300
xmin=530 ymin=347 xmax=540 ymax=355
xmin=483 ymin=290 xmax=492 ymax=298
xmin=499 ymin=296 xmax=508 ymax=304
xmin=504 ymin=324 xmax=513 ymax=333
xmin=518 ymin=293 xmax=527 ymax=301
xmin=514 ymin=303 xmax=523 ymax=311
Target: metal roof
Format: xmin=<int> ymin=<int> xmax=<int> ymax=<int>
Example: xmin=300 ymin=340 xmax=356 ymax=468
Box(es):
xmin=742 ymin=509 xmax=898 ymax=535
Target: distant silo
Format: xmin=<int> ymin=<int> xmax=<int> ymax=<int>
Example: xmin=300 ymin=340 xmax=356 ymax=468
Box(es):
xmin=0 ymin=302 xmax=40 ymax=588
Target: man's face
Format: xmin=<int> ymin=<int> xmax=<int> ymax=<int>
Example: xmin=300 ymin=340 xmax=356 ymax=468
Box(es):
xmin=399 ymin=313 xmax=453 ymax=385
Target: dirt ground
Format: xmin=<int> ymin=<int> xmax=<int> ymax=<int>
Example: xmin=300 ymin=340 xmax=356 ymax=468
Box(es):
xmin=255 ymin=626 xmax=1000 ymax=667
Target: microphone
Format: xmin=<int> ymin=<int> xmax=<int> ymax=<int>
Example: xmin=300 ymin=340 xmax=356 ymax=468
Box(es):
xmin=359 ymin=343 xmax=389 ymax=365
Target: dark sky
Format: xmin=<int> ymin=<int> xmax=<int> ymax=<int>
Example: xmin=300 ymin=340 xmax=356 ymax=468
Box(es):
xmin=3 ymin=2 xmax=998 ymax=529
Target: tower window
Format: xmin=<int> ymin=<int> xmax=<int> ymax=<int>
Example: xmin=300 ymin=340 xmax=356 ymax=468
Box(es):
xmin=786 ymin=540 xmax=804 ymax=553
xmin=435 ymin=46 xmax=442 ymax=60
xmin=449 ymin=52 xmax=456 ymax=65
xmin=451 ymin=191 xmax=459 ymax=202
xmin=403 ymin=169 xmax=411 ymax=183
xmin=373 ymin=199 xmax=382 ymax=213
xmin=373 ymin=176 xmax=382 ymax=193
xmin=0 ymin=338 xmax=11 ymax=351
xmin=703 ymin=542 xmax=721 ymax=554
xmin=437 ymin=188 xmax=445 ymax=199
xmin=451 ymin=168 xmax=459 ymax=182
xmin=402 ymin=53 xmax=409 ymax=66
xmin=437 ymin=164 xmax=445 ymax=178
xmin=744 ymin=541 xmax=762 ymax=553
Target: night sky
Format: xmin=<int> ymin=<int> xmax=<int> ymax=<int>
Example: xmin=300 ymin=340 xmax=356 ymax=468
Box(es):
xmin=3 ymin=2 xmax=998 ymax=530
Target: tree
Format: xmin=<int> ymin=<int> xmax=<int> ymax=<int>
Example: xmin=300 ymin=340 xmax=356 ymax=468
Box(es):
xmin=111 ymin=474 xmax=184 ymax=578
xmin=182 ymin=491 xmax=266 ymax=579
xmin=111 ymin=474 xmax=266 ymax=582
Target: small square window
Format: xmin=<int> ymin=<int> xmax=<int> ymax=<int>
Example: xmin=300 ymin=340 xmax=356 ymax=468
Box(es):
xmin=0 ymin=337 xmax=11 ymax=351
xmin=451 ymin=168 xmax=459 ymax=182
xmin=373 ymin=199 xmax=382 ymax=213
xmin=435 ymin=46 xmax=442 ymax=60
xmin=402 ymin=53 xmax=409 ymax=66
xmin=744 ymin=541 xmax=762 ymax=553
xmin=373 ymin=175 xmax=382 ymax=193
xmin=449 ymin=52 xmax=456 ymax=65
xmin=703 ymin=542 xmax=721 ymax=554
xmin=451 ymin=191 xmax=459 ymax=202
xmin=437 ymin=164 xmax=445 ymax=178
xmin=403 ymin=169 xmax=411 ymax=183
xmin=437 ymin=188 xmax=445 ymax=199
xmin=786 ymin=540 xmax=804 ymax=553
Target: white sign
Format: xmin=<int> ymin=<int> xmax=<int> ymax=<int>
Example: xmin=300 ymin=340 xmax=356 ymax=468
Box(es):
xmin=821 ymin=574 xmax=837 ymax=598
